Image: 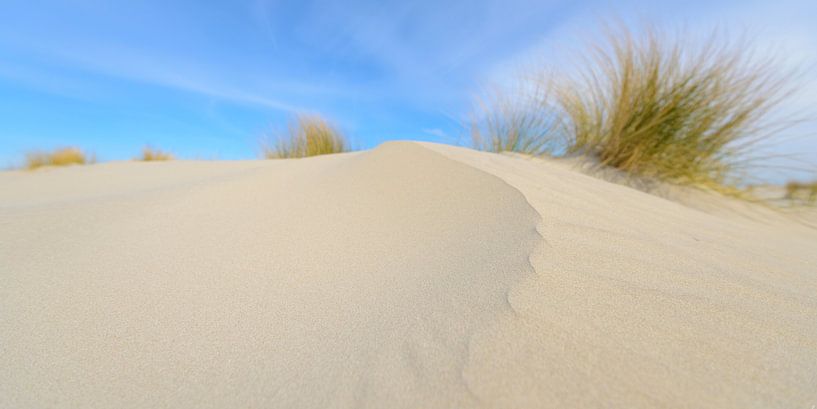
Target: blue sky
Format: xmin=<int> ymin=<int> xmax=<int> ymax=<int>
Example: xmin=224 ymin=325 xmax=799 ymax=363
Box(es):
xmin=1 ymin=0 xmax=815 ymax=180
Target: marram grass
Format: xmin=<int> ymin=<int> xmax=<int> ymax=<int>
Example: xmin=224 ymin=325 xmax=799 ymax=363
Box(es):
xmin=25 ymin=147 xmax=92 ymax=170
xmin=785 ymin=180 xmax=817 ymax=204
xmin=138 ymin=146 xmax=174 ymax=161
xmin=472 ymin=22 xmax=800 ymax=193
xmin=263 ymin=115 xmax=349 ymax=159
xmin=470 ymin=86 xmax=561 ymax=157
xmin=553 ymin=24 xmax=795 ymax=189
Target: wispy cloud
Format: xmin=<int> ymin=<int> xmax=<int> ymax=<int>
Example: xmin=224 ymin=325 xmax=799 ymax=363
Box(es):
xmin=0 ymin=0 xmax=574 ymax=113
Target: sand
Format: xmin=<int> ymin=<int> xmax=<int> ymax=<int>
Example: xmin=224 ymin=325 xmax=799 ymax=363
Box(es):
xmin=1 ymin=141 xmax=816 ymax=408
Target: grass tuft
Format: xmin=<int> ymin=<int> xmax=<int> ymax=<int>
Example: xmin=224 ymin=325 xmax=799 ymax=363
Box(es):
xmin=138 ymin=146 xmax=174 ymax=161
xmin=25 ymin=147 xmax=92 ymax=170
xmin=470 ymin=86 xmax=562 ymax=156
xmin=263 ymin=115 xmax=349 ymax=159
xmin=785 ymin=180 xmax=817 ymax=204
xmin=552 ymin=24 xmax=795 ymax=188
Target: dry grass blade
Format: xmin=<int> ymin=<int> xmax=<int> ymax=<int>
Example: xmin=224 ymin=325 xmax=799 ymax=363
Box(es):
xmin=263 ymin=115 xmax=349 ymax=159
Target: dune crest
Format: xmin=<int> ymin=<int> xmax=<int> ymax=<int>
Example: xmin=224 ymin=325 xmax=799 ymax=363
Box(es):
xmin=1 ymin=142 xmax=542 ymax=408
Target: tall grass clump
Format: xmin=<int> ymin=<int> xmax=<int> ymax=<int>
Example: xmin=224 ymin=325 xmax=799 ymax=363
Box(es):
xmin=263 ymin=115 xmax=349 ymax=159
xmin=554 ymin=24 xmax=794 ymax=188
xmin=25 ymin=147 xmax=92 ymax=170
xmin=470 ymin=86 xmax=562 ymax=156
xmin=137 ymin=145 xmax=174 ymax=161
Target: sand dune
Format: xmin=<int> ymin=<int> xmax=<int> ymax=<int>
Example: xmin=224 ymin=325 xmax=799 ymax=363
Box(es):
xmin=1 ymin=141 xmax=816 ymax=408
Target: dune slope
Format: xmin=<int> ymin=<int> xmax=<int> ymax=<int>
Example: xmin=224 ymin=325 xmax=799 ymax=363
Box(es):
xmin=1 ymin=141 xmax=816 ymax=408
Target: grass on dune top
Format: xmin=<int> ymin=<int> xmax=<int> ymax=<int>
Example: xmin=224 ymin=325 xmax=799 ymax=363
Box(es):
xmin=25 ymin=147 xmax=92 ymax=170
xmin=470 ymin=86 xmax=561 ymax=157
xmin=785 ymin=181 xmax=817 ymax=203
xmin=471 ymin=23 xmax=800 ymax=193
xmin=559 ymin=26 xmax=793 ymax=188
xmin=262 ymin=115 xmax=349 ymax=159
xmin=137 ymin=146 xmax=174 ymax=161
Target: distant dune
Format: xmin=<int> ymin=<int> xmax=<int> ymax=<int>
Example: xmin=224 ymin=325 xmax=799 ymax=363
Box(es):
xmin=1 ymin=141 xmax=816 ymax=408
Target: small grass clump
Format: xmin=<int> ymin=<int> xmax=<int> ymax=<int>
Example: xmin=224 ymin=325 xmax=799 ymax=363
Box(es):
xmin=785 ymin=181 xmax=817 ymax=204
xmin=138 ymin=146 xmax=174 ymax=161
xmin=470 ymin=87 xmax=561 ymax=156
xmin=25 ymin=147 xmax=92 ymax=170
xmin=553 ymin=25 xmax=793 ymax=188
xmin=263 ymin=115 xmax=349 ymax=159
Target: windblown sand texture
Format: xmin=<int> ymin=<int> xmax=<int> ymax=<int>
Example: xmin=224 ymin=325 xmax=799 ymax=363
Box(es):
xmin=1 ymin=142 xmax=816 ymax=408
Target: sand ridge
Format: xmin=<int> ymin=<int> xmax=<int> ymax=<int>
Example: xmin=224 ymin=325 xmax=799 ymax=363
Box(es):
xmin=426 ymin=142 xmax=817 ymax=408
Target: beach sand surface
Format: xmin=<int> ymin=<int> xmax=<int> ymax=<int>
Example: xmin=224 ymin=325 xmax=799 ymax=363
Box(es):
xmin=1 ymin=141 xmax=816 ymax=408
